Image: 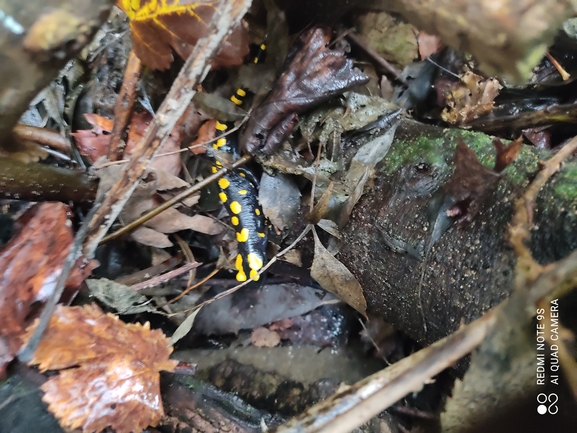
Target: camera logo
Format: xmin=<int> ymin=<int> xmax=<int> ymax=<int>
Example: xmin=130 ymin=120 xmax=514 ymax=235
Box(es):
xmin=537 ymin=393 xmax=558 ymax=415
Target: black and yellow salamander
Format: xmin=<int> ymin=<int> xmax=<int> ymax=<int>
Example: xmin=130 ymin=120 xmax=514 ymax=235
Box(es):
xmin=211 ymin=44 xmax=268 ymax=282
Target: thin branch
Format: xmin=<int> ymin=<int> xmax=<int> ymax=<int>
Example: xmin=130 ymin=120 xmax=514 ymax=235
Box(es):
xmin=83 ymin=0 xmax=253 ymax=257
xmin=108 ymin=50 xmax=142 ymax=161
xmin=99 ymin=154 xmax=252 ymax=244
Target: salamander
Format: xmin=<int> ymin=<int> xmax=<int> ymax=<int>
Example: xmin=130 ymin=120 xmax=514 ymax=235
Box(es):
xmin=211 ymin=44 xmax=268 ymax=282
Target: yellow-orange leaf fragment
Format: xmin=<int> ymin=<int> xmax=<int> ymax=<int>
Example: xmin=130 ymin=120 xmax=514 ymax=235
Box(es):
xmin=118 ymin=0 xmax=249 ymax=70
xmin=23 ymin=304 xmax=178 ymax=433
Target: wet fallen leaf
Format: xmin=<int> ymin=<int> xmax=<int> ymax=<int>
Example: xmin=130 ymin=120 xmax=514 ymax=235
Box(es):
xmin=23 ymin=304 xmax=178 ymax=433
xmin=441 ymin=71 xmax=502 ymax=125
xmin=251 ymin=327 xmax=281 ymax=347
xmin=0 ymin=203 xmax=94 ymax=374
xmin=443 ymin=140 xmax=502 ymax=224
xmin=118 ymin=0 xmax=249 ymax=70
xmin=242 ymin=26 xmax=370 ymax=154
xmin=310 ymin=229 xmax=367 ymax=318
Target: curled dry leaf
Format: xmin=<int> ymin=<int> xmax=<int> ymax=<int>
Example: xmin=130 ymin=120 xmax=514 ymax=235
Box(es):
xmin=23 ymin=304 xmax=178 ymax=433
xmin=0 ymin=203 xmax=94 ymax=373
xmin=441 ymin=71 xmax=502 ymax=125
xmin=310 ymin=229 xmax=367 ymax=318
xmin=242 ymin=26 xmax=370 ymax=155
xmin=118 ymin=0 xmax=249 ymax=70
xmin=443 ymin=139 xmax=521 ymax=225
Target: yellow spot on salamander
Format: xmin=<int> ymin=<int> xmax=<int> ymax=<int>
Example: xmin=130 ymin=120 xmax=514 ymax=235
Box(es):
xmin=250 ymin=269 xmax=260 ymax=281
xmin=219 ymin=192 xmax=228 ymax=203
xmin=231 ymin=216 xmax=239 ymax=226
xmin=236 ymin=228 xmax=249 ymax=242
xmin=215 ymin=121 xmax=227 ymax=131
xmin=235 ymin=254 xmax=247 ymax=281
xmin=255 ymin=208 xmax=261 ymax=216
xmin=239 ymin=172 xmax=246 ymax=177
xmin=236 ymin=88 xmax=246 ymax=97
xmin=238 ymin=189 xmax=247 ymax=195
xmin=247 ymin=252 xmax=264 ymax=270
xmin=230 ymin=201 xmax=242 ymax=214
xmin=258 ymin=232 xmax=265 ymax=238
xmin=216 ymin=161 xmax=222 ymax=168
xmin=214 ymin=137 xmax=227 ymax=149
xmin=211 ymin=166 xmax=218 ymax=173
xmin=230 ymin=95 xmax=242 ymax=105
xmin=260 ymin=43 xmax=266 ymax=51
xmin=218 ymin=178 xmax=230 ymax=189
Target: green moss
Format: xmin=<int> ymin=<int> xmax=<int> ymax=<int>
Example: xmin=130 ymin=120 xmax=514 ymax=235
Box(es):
xmin=553 ymin=163 xmax=577 ymax=205
xmin=384 ymin=126 xmax=541 ymax=185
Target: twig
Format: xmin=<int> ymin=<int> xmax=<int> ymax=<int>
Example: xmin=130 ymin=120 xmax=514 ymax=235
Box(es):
xmin=167 ymin=225 xmax=312 ymax=317
xmin=12 ymin=124 xmax=71 ymax=153
xmin=18 ymin=196 xmax=103 ymax=363
xmin=108 ymin=50 xmax=142 ymax=161
xmin=347 ymin=32 xmax=406 ymax=85
xmin=510 ymin=136 xmax=577 ymax=290
xmin=270 ymin=309 xmax=498 ymax=433
xmin=82 ymin=0 xmax=253 ymax=258
xmin=546 ymin=51 xmax=570 ymax=81
xmin=129 ymin=261 xmax=201 ymax=292
xmin=99 ymin=154 xmax=252 ymax=244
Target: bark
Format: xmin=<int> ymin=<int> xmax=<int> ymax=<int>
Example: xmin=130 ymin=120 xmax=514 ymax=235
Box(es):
xmin=0 ymin=157 xmax=97 ymax=204
xmin=336 ymin=119 xmax=577 ymax=346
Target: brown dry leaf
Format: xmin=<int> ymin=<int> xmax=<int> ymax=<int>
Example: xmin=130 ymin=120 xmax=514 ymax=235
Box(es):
xmin=73 ymin=112 xmax=182 ymax=175
xmin=441 ymin=71 xmax=502 ymax=125
xmin=131 ymin=226 xmax=173 ymax=248
xmin=493 ymin=137 xmax=523 ymax=173
xmin=310 ymin=229 xmax=367 ymax=318
xmin=23 ymin=304 xmax=178 ymax=433
xmin=118 ymin=0 xmax=249 ymax=71
xmin=251 ymin=327 xmax=281 ymax=348
xmin=96 ymin=162 xmax=213 ymax=247
xmin=0 ymin=203 xmax=94 ymax=374
xmin=188 ymin=119 xmax=217 ymax=155
xmin=443 ymin=140 xmax=502 ymax=225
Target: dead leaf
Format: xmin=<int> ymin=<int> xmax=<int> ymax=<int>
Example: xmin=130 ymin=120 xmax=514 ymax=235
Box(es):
xmin=493 ymin=137 xmax=523 ymax=173
xmin=146 ymin=208 xmax=222 ymax=235
xmin=418 ymin=31 xmax=443 ymax=60
xmin=96 ymin=164 xmax=215 ymax=247
xmin=355 ymin=11 xmax=419 ymax=68
xmin=251 ymin=327 xmax=281 ymax=347
xmin=118 ymin=0 xmax=249 ymax=70
xmin=441 ymin=71 xmax=502 ymax=125
xmin=310 ymin=229 xmax=367 ymax=318
xmin=242 ymin=26 xmax=369 ymax=155
xmin=0 ymin=203 xmax=94 ymax=373
xmin=307 ymin=182 xmax=334 ymax=225
xmin=443 ymin=140 xmax=502 ymax=224
xmin=23 ymin=304 xmax=178 ymax=433
xmin=73 ymin=112 xmax=182 ymax=175
xmin=169 ymin=308 xmax=202 ymax=346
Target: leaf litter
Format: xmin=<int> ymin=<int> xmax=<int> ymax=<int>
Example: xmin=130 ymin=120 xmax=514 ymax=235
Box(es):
xmin=22 ymin=304 xmax=178 ymax=433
